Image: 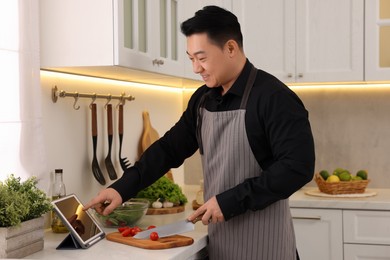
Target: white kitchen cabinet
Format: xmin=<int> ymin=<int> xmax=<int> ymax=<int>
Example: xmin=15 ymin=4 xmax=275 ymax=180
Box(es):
xmin=40 ymin=0 xmax=184 ymax=79
xmin=365 ymin=0 xmax=390 ymax=81
xmin=291 ymin=208 xmax=343 ymax=260
xmin=182 ymin=0 xmax=232 ymax=81
xmin=232 ymin=0 xmax=364 ymax=83
xmin=343 ymin=210 xmax=390 ymax=260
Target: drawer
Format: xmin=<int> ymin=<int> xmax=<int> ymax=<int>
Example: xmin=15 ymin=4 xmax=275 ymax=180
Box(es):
xmin=344 ymin=244 xmax=390 ymax=260
xmin=343 ymin=210 xmax=390 ymax=245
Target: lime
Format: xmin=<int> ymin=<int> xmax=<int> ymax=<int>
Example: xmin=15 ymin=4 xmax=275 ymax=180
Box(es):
xmin=327 ymin=175 xmax=340 ymax=183
xmin=352 ymin=176 xmax=363 ymax=181
xmin=356 ymin=170 xmax=368 ymax=180
xmin=339 ymin=171 xmax=352 ymax=181
xmin=319 ymin=170 xmax=330 ymax=180
xmin=332 ymin=168 xmax=345 ymax=176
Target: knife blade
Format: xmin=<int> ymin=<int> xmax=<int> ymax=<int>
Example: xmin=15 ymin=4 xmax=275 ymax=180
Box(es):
xmin=133 ymin=214 xmax=204 ymax=239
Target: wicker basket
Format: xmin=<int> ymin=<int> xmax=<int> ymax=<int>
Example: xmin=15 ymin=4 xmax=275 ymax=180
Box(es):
xmin=315 ymin=173 xmax=370 ymax=195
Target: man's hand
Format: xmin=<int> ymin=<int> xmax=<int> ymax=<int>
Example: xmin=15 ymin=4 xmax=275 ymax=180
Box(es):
xmin=187 ymin=196 xmax=225 ymax=225
xmin=83 ymin=188 xmax=123 ymax=216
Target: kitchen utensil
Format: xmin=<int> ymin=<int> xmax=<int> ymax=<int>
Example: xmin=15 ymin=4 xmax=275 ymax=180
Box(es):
xmin=91 ymin=103 xmax=106 ymax=185
xmin=104 ymin=104 xmax=117 ymax=180
xmin=140 ymin=111 xmax=174 ymax=181
xmin=146 ymin=205 xmax=185 ymax=215
xmin=133 ymin=215 xmax=203 ymax=239
xmin=106 ymin=233 xmax=194 ymax=249
xmin=140 ymin=111 xmax=160 ymax=151
xmin=118 ymin=104 xmax=130 ymax=170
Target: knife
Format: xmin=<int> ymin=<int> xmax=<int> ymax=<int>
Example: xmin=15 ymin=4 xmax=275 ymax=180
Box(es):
xmin=133 ymin=214 xmax=204 ymax=239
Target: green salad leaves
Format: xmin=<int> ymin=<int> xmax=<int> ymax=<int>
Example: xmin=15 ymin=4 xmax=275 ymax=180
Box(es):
xmin=136 ymin=176 xmax=188 ymax=206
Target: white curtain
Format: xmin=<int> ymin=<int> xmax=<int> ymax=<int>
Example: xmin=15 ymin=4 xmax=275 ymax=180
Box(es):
xmin=0 ymin=0 xmax=47 ymax=188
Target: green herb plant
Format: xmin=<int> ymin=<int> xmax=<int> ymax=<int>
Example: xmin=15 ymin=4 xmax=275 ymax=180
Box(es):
xmin=0 ymin=174 xmax=52 ymax=227
xmin=136 ymin=176 xmax=188 ymax=206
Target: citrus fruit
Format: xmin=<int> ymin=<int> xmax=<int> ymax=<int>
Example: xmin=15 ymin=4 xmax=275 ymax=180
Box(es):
xmin=319 ymin=170 xmax=330 ymax=180
xmin=332 ymin=168 xmax=344 ymax=176
xmin=327 ymin=175 xmax=340 ymax=183
xmin=356 ymin=170 xmax=368 ymax=180
xmin=352 ymin=176 xmax=363 ymax=181
xmin=339 ymin=171 xmax=352 ymax=181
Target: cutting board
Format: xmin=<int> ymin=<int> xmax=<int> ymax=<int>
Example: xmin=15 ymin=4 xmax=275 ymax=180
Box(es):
xmin=140 ymin=111 xmax=174 ymax=182
xmin=106 ymin=232 xmax=194 ymax=249
xmin=146 ymin=205 xmax=185 ymax=215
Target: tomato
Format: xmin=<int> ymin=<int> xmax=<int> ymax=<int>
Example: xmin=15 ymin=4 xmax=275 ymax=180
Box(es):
xmin=133 ymin=226 xmax=142 ymax=233
xmin=147 ymin=225 xmax=156 ymax=230
xmin=121 ymin=228 xmax=134 ymax=237
xmin=150 ymin=232 xmax=159 ymax=241
xmin=118 ymin=226 xmax=130 ymax=233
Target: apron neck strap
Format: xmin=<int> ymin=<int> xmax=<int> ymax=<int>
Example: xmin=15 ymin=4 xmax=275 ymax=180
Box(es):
xmin=240 ymin=64 xmax=258 ymax=109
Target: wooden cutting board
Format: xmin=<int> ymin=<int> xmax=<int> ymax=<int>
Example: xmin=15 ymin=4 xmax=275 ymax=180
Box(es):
xmin=106 ymin=232 xmax=194 ymax=249
xmin=140 ymin=111 xmax=174 ymax=182
xmin=146 ymin=205 xmax=185 ymax=215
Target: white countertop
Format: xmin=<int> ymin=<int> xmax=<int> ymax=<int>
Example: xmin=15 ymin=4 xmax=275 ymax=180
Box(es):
xmin=25 ymin=186 xmax=208 ymax=260
xmin=23 ymin=186 xmax=390 ymax=259
xmin=290 ymin=187 xmax=390 ymax=211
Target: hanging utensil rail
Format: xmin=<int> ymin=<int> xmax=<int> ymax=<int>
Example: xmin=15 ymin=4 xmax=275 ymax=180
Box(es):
xmin=52 ymin=86 xmax=135 ymax=110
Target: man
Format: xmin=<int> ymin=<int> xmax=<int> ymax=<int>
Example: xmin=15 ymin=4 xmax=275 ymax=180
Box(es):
xmin=84 ymin=6 xmax=315 ymax=260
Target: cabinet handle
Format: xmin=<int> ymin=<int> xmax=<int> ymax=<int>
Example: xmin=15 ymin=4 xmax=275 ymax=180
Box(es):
xmin=292 ymin=216 xmax=321 ymax=220
xmin=287 ymin=73 xmax=293 ymax=78
xmin=152 ymin=59 xmax=164 ymax=66
xmin=298 ymin=73 xmax=303 ymax=78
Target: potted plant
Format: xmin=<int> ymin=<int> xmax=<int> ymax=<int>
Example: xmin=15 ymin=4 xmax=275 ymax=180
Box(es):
xmin=0 ymin=174 xmax=52 ymax=258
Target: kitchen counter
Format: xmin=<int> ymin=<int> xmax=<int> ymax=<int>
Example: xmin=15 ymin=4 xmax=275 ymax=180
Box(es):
xmin=289 ymin=187 xmax=390 ymax=210
xmin=23 ymin=186 xmax=390 ymax=259
xmin=25 ymin=186 xmax=208 ymax=260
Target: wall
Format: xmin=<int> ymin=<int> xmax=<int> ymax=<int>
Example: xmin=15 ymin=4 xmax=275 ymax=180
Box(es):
xmin=40 ymin=71 xmax=185 ymax=203
xmin=296 ymin=84 xmax=390 ymax=188
xmin=183 ymin=84 xmax=390 ymax=189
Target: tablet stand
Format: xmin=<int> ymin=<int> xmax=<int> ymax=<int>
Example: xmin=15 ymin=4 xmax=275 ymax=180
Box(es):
xmin=56 ymin=233 xmax=82 ymax=250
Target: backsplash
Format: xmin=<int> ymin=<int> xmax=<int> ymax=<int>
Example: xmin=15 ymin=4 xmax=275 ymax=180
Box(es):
xmin=40 ymin=71 xmax=186 ymax=203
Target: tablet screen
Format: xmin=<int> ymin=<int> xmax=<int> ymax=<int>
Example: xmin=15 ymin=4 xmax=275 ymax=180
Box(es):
xmin=52 ymin=194 xmax=104 ymax=247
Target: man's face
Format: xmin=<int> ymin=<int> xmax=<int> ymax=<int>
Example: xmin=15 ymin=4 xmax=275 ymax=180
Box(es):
xmin=186 ymin=33 xmax=232 ymax=89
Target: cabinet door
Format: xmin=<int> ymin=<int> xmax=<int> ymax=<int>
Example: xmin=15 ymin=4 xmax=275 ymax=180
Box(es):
xmin=116 ymin=0 xmax=184 ymax=77
xmin=233 ymin=0 xmax=364 ymax=83
xmin=232 ymin=0 xmax=295 ymax=83
xmin=296 ymin=0 xmax=364 ymax=83
xmin=291 ymin=208 xmax=343 ymax=260
xmin=365 ymin=0 xmax=390 ymax=81
xmin=344 ymin=244 xmax=390 ymax=260
xmin=40 ymin=0 xmax=114 ymax=67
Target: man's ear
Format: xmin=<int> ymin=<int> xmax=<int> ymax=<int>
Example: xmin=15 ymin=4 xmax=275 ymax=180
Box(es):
xmin=225 ymin=40 xmax=239 ymax=55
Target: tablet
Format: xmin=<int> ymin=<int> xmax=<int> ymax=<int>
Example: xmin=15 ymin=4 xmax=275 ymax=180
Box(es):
xmin=51 ymin=194 xmax=105 ymax=249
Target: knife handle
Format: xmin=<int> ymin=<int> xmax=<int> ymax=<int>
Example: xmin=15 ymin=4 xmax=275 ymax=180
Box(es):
xmin=190 ymin=213 xmax=205 ymax=224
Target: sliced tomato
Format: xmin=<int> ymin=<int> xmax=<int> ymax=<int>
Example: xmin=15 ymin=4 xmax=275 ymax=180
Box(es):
xmin=118 ymin=226 xmax=130 ymax=233
xmin=147 ymin=225 xmax=156 ymax=230
xmin=133 ymin=226 xmax=142 ymax=232
xmin=121 ymin=228 xmax=133 ymax=237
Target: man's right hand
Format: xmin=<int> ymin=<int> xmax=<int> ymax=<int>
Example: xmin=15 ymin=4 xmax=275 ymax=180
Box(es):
xmin=83 ymin=188 xmax=123 ymax=216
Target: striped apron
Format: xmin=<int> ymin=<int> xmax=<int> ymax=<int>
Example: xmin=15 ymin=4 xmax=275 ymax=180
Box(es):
xmin=197 ymin=65 xmax=297 ymax=260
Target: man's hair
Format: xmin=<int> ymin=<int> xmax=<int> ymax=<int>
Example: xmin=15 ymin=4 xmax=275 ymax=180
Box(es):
xmin=180 ymin=5 xmax=243 ymax=49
